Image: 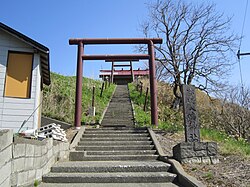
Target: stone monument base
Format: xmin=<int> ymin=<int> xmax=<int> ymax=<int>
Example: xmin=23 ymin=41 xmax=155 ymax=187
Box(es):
xmin=173 ymin=142 xmax=219 ymax=164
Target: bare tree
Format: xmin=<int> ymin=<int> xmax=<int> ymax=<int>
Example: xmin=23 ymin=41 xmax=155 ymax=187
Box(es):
xmin=140 ymin=0 xmax=239 ymax=101
xmin=217 ymin=85 xmax=250 ymax=139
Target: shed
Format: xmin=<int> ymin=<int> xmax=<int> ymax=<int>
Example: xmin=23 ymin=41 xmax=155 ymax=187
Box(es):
xmin=0 ymin=22 xmax=50 ymax=132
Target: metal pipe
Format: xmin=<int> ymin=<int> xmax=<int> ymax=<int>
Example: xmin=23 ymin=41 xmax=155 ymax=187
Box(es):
xmin=69 ymin=38 xmax=163 ymax=45
xmin=148 ymin=40 xmax=158 ymax=126
xmin=82 ymin=54 xmax=149 ymax=60
xmin=74 ymin=42 xmax=84 ymax=130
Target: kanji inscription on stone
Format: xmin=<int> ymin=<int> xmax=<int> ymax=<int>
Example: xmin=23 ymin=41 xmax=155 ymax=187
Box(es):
xmin=182 ymin=85 xmax=200 ymax=142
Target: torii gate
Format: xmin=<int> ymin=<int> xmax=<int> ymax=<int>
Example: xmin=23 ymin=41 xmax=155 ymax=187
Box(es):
xmin=106 ymin=59 xmax=138 ymax=83
xmin=69 ymin=38 xmax=162 ymax=129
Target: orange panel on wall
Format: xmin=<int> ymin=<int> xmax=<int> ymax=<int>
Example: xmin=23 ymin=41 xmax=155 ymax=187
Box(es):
xmin=4 ymin=52 xmax=33 ymax=98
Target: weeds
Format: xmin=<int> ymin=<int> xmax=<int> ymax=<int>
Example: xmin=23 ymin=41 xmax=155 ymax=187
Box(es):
xmin=42 ymin=73 xmax=115 ymax=125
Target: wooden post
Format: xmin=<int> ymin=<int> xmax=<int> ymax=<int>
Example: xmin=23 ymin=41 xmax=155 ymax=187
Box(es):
xmin=100 ymin=82 xmax=104 ymax=97
xmin=144 ymin=87 xmax=149 ymax=111
xmin=92 ymin=86 xmax=95 ymax=107
xmin=140 ymin=81 xmax=143 ymax=96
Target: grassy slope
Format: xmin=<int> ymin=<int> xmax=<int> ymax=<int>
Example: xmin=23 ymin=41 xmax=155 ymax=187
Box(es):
xmin=128 ymin=82 xmax=250 ymax=158
xmin=42 ymin=73 xmax=115 ymax=125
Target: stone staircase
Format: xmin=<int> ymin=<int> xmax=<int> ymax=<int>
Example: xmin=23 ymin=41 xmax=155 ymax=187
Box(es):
xmin=40 ymin=85 xmax=179 ymax=186
xmin=101 ymin=85 xmax=134 ymax=127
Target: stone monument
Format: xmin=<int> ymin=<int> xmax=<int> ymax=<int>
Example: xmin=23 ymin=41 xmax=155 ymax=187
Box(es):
xmin=173 ymin=85 xmax=219 ymax=164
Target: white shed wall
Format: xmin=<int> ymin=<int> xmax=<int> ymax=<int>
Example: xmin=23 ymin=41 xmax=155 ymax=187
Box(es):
xmin=0 ymin=29 xmax=42 ymax=132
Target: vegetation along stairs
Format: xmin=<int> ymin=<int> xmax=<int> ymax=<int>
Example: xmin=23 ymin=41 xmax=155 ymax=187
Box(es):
xmin=40 ymin=85 xmax=179 ymax=186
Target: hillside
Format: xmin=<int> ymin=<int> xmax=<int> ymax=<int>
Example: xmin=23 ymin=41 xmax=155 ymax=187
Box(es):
xmin=128 ymin=80 xmax=250 ymax=186
xmin=42 ymin=73 xmax=115 ymax=125
xmin=128 ymin=80 xmax=250 ymax=157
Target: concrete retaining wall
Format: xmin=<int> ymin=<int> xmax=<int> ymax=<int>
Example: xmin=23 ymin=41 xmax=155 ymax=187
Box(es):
xmin=0 ymin=129 xmax=69 ymax=187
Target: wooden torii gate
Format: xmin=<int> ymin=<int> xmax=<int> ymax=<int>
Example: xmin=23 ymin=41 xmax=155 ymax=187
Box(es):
xmin=69 ymin=38 xmax=162 ymax=129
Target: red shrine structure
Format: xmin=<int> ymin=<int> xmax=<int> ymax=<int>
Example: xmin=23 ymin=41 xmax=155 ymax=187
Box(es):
xmin=99 ymin=68 xmax=149 ymax=84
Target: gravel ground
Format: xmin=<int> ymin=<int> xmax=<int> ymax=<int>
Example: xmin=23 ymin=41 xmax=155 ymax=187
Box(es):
xmin=155 ymin=130 xmax=250 ymax=187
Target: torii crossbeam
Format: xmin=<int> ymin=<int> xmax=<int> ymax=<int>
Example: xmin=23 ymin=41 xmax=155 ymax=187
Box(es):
xmin=69 ymin=38 xmax=162 ymax=129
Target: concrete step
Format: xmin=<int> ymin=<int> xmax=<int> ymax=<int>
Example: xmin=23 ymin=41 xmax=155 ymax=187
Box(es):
xmin=42 ymin=171 xmax=176 ymax=183
xmin=80 ymin=137 xmax=151 ymax=141
xmin=39 ymin=182 xmax=180 ymax=187
xmin=86 ymin=127 xmax=146 ymax=131
xmin=85 ymin=150 xmax=156 ymax=156
xmin=69 ymin=153 xmax=158 ymax=161
xmin=75 ymin=145 xmax=155 ymax=151
xmin=82 ymin=133 xmax=148 ymax=138
xmin=78 ymin=141 xmax=153 ymax=146
xmin=84 ymin=130 xmax=148 ymax=134
xmin=50 ymin=161 xmax=171 ymax=173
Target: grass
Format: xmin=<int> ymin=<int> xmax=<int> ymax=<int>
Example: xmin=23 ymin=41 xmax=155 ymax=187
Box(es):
xmin=42 ymin=72 xmax=115 ymax=125
xmin=201 ymin=128 xmax=250 ymax=158
xmin=128 ymin=82 xmax=183 ymax=132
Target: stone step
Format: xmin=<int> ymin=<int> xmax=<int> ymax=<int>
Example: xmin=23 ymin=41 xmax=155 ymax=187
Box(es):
xmin=85 ymin=150 xmax=156 ymax=156
xmin=86 ymin=127 xmax=146 ymax=131
xmin=75 ymin=145 xmax=155 ymax=151
xmin=50 ymin=161 xmax=171 ymax=173
xmin=69 ymin=153 xmax=158 ymax=161
xmin=78 ymin=141 xmax=153 ymax=146
xmin=39 ymin=182 xmax=179 ymax=187
xmin=82 ymin=133 xmax=149 ymax=138
xmin=84 ymin=130 xmax=148 ymax=134
xmin=42 ymin=171 xmax=176 ymax=183
xmin=101 ymin=117 xmax=133 ymax=121
xmin=80 ymin=137 xmax=150 ymax=141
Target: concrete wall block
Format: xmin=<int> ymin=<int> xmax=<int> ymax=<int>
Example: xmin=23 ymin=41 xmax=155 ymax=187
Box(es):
xmin=35 ymin=168 xmax=43 ymax=180
xmin=13 ymin=143 xmax=26 ymax=158
xmin=41 ymin=145 xmax=48 ymax=156
xmin=34 ymin=145 xmax=42 ymax=157
xmin=46 ymin=138 xmax=53 ymax=149
xmin=0 ymin=176 xmax=10 ymax=187
xmin=60 ymin=142 xmax=69 ymax=151
xmin=10 ymin=172 xmax=17 ymax=187
xmin=47 ymin=148 xmax=53 ymax=159
xmin=63 ymin=142 xmax=70 ymax=151
xmin=41 ymin=155 xmax=48 ymax=168
xmin=12 ymin=158 xmax=25 ymax=172
xmin=53 ymin=143 xmax=59 ymax=155
xmin=17 ymin=171 xmax=28 ymax=186
xmin=58 ymin=150 xmax=69 ymax=161
xmin=25 ymin=144 xmax=35 ymax=157
xmin=27 ymin=169 xmax=36 ymax=182
xmin=25 ymin=157 xmax=34 ymax=170
xmin=0 ymin=161 xmax=11 ymax=186
xmin=0 ymin=145 xmax=12 ymax=166
xmin=34 ymin=156 xmax=42 ymax=169
xmin=0 ymin=129 xmax=13 ymax=151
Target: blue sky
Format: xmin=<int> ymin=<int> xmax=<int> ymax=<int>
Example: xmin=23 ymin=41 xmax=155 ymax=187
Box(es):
xmin=0 ymin=0 xmax=249 ymax=86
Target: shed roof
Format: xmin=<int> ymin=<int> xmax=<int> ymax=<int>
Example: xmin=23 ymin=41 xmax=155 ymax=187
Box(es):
xmin=0 ymin=22 xmax=50 ymax=85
